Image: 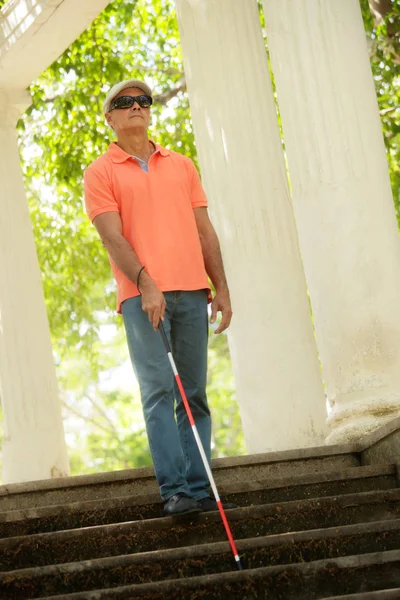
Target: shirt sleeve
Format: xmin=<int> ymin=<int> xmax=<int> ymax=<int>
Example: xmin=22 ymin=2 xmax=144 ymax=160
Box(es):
xmin=187 ymin=158 xmax=208 ymax=209
xmin=83 ymin=164 xmax=120 ymax=222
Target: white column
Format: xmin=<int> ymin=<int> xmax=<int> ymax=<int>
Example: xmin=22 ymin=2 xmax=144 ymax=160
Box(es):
xmin=0 ymin=89 xmax=70 ymax=483
xmin=263 ymin=0 xmax=400 ymax=443
xmin=175 ymin=0 xmax=327 ymax=452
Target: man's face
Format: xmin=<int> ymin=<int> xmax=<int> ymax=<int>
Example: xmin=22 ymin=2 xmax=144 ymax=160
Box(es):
xmin=105 ymin=87 xmax=151 ymax=134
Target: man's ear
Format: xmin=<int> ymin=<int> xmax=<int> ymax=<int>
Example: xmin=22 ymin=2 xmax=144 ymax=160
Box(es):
xmin=105 ymin=112 xmax=114 ymax=130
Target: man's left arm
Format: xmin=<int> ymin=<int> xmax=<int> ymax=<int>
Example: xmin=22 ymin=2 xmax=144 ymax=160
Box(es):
xmin=194 ymin=207 xmax=233 ymax=334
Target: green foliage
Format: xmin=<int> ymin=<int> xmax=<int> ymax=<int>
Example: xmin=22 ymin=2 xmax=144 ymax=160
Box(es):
xmin=3 ymin=0 xmax=399 ymax=478
xmin=207 ymin=333 xmax=246 ymax=457
xmin=19 ymin=0 xmax=190 ymax=364
xmin=361 ymin=0 xmax=400 ymax=220
xmin=12 ymin=0 xmax=244 ymax=477
xmin=62 ymin=328 xmax=244 ymax=475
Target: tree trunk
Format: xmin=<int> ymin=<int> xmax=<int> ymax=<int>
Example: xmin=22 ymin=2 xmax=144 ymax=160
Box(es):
xmin=369 ymin=0 xmax=393 ymax=25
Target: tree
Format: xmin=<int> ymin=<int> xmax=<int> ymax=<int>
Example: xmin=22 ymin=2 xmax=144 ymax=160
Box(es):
xmin=17 ymin=0 xmax=400 ymax=365
xmin=362 ymin=0 xmax=400 ymax=217
xmin=0 ymin=0 xmax=397 ymax=477
xmin=20 ymin=0 xmax=193 ymax=365
xmin=12 ymin=0 xmax=245 ymax=476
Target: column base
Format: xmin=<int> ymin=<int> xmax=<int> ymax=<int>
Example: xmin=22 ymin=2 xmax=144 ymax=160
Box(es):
xmin=2 ymin=427 xmax=70 ymax=484
xmin=325 ymin=389 xmax=400 ymax=445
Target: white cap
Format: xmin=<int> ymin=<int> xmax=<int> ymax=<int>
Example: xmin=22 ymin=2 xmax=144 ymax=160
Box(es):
xmin=103 ymin=79 xmax=152 ymax=113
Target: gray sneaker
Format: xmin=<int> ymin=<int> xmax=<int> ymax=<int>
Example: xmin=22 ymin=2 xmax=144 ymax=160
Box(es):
xmin=163 ymin=493 xmax=202 ymax=516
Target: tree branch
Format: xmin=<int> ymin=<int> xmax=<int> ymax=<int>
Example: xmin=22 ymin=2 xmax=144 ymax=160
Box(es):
xmin=153 ymin=76 xmax=187 ymax=105
xmin=367 ymin=0 xmax=399 ymax=62
xmin=380 ymin=106 xmax=399 ymax=116
xmin=62 ymin=399 xmax=131 ymax=469
xmin=132 ymin=64 xmax=183 ymax=77
xmin=369 ymin=0 xmax=394 ymax=25
xmin=62 ymin=400 xmax=115 ymax=436
xmin=43 ymin=74 xmax=187 ymax=107
xmin=85 ymin=392 xmax=119 ymax=436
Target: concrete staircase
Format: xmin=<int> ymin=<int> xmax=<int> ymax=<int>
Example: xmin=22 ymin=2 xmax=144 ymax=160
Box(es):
xmin=0 ymin=419 xmax=400 ymax=599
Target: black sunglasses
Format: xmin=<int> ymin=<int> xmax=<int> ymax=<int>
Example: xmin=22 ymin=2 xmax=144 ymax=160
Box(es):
xmin=109 ymin=95 xmax=153 ymax=111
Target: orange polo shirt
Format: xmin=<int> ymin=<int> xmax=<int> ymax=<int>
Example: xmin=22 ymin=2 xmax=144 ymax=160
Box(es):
xmin=84 ymin=142 xmax=210 ymax=313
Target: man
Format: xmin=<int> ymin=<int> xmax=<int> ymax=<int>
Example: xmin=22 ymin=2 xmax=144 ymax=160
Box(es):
xmin=84 ymin=78 xmax=235 ymax=516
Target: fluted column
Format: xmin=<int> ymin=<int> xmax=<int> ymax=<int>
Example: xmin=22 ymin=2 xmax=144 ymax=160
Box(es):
xmin=0 ymin=89 xmax=70 ymax=483
xmin=175 ymin=0 xmax=327 ymax=452
xmin=263 ymin=0 xmax=400 ymax=443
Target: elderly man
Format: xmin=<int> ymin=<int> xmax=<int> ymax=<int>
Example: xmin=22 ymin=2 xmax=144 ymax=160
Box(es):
xmin=84 ymin=79 xmax=235 ymax=516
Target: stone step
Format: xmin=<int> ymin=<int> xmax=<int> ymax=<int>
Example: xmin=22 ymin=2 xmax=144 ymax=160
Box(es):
xmin=0 ymin=464 xmax=394 ymax=539
xmin=2 ymin=519 xmax=400 ymax=598
xmin=31 ymin=549 xmax=400 ymax=599
xmin=0 ymin=444 xmax=359 ymax=512
xmin=0 ymin=488 xmax=399 ymax=571
xmin=325 ymin=590 xmax=400 ymax=599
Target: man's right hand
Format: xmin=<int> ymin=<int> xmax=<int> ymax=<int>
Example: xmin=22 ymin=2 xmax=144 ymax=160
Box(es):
xmin=139 ymin=274 xmax=166 ymax=330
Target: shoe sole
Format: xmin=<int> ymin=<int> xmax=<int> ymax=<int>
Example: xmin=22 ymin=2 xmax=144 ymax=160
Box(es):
xmin=164 ymin=507 xmax=203 ymax=518
xmin=199 ymin=505 xmax=238 ymax=512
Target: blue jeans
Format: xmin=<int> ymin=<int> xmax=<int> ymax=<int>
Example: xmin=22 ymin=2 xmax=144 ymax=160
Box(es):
xmin=122 ymin=290 xmax=212 ymax=501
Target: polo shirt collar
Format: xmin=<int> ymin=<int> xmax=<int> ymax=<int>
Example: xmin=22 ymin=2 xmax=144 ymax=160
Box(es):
xmin=108 ymin=141 xmax=170 ymax=163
